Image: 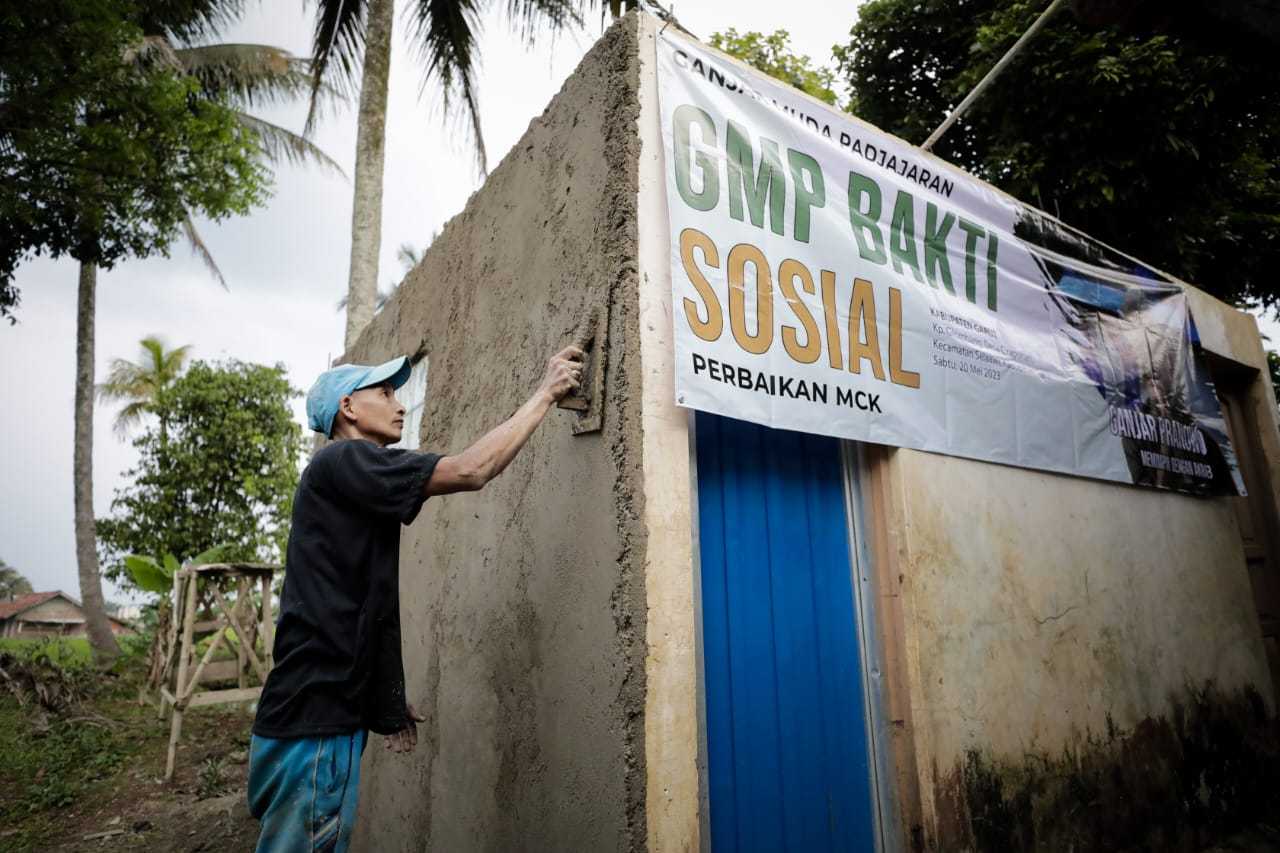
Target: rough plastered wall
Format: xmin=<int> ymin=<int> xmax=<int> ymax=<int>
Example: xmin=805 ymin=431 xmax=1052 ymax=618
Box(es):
xmin=881 ymin=291 xmax=1278 ymax=849
xmin=344 ymin=15 xmax=647 ymax=852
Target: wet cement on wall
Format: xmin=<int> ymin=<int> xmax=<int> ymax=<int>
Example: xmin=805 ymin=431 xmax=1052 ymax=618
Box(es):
xmin=344 ymin=15 xmax=647 ymax=852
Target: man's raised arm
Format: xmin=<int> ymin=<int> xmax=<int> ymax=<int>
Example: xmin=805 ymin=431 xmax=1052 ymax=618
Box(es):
xmin=425 ymin=345 xmax=584 ymax=496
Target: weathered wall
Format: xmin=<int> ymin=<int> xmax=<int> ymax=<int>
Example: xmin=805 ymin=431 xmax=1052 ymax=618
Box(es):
xmin=346 ymin=15 xmax=647 ymax=852
xmin=20 ymin=598 xmax=82 ymax=622
xmin=882 ymin=293 xmax=1278 ymax=847
xmin=891 ymin=449 xmax=1266 ymax=759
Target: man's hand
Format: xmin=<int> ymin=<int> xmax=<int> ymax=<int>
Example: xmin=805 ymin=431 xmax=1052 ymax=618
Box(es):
xmin=385 ymin=704 xmax=427 ymax=754
xmin=425 ymin=345 xmax=587 ymax=496
xmin=538 ymin=345 xmax=585 ymax=403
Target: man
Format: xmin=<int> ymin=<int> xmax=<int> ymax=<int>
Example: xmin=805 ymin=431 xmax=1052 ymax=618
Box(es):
xmin=248 ymin=345 xmax=584 ymax=852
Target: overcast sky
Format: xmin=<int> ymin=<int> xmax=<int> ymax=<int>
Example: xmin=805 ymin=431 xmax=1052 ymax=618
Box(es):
xmin=3 ymin=1 xmax=1276 ymax=603
xmin=0 ymin=2 xmax=869 ymax=602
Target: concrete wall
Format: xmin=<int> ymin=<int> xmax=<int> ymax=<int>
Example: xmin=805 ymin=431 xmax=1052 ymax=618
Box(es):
xmin=879 ymin=289 xmax=1279 ymax=845
xmin=347 ymin=16 xmax=648 ymax=852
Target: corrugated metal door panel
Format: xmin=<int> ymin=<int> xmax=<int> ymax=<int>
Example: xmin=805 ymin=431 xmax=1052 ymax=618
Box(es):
xmin=696 ymin=411 xmax=876 ymax=853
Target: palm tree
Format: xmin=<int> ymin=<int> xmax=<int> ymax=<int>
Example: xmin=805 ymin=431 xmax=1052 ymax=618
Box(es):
xmin=306 ymin=0 xmax=602 ymax=349
xmin=74 ymin=260 xmax=120 ymax=662
xmin=72 ymin=5 xmax=344 ymax=664
xmin=0 ymin=558 xmax=34 ymax=600
xmin=334 ymin=236 xmax=436 ymax=315
xmin=97 ymin=336 xmax=192 ymax=438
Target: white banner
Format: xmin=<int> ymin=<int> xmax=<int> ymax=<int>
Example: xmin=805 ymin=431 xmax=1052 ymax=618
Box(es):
xmin=656 ymin=29 xmax=1243 ymax=495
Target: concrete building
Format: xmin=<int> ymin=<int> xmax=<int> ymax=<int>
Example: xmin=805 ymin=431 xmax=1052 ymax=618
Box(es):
xmin=345 ymin=14 xmax=1279 ymax=851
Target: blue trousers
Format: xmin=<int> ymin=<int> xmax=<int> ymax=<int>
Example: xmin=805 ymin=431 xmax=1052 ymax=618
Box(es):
xmin=248 ymin=731 xmax=367 ymax=853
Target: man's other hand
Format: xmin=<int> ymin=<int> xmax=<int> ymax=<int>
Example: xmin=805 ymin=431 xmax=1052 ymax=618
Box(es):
xmin=539 ymin=345 xmax=585 ymax=402
xmin=385 ymin=704 xmax=427 ymax=754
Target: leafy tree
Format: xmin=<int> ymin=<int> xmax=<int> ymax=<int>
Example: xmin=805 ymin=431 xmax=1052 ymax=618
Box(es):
xmin=0 ymin=0 xmax=269 ymax=319
xmin=0 ymin=559 xmax=34 ymax=599
xmin=97 ymin=336 xmax=192 ymax=438
xmin=3 ymin=0 xmax=272 ymax=663
xmin=306 ymin=0 xmax=591 ymax=348
xmin=19 ymin=0 xmax=336 ymax=664
xmin=96 ymin=360 xmax=302 ymax=593
xmin=709 ymin=29 xmax=838 ymax=105
xmin=834 ymin=0 xmax=1280 ymax=312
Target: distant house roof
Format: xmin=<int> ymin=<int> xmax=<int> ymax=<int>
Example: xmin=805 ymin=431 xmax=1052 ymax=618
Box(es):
xmin=0 ymin=590 xmax=132 ymax=628
xmin=0 ymin=591 xmax=62 ymax=621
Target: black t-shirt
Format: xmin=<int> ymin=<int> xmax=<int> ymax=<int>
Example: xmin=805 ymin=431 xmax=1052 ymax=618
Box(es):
xmin=253 ymin=439 xmax=441 ymax=738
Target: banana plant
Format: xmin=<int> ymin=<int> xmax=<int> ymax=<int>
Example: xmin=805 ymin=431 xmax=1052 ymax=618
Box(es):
xmin=124 ymin=544 xmax=235 ymax=594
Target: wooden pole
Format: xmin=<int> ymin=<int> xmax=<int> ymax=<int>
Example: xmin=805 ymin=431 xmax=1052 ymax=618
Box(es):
xmin=236 ymin=577 xmax=248 ymax=690
xmin=166 ymin=570 xmax=199 ymax=781
xmin=260 ymin=573 xmax=274 ymax=671
xmin=158 ymin=576 xmax=181 ymax=720
xmin=180 ymin=624 xmax=230 ymax=703
xmin=920 ymin=0 xmax=1068 ymax=152
xmin=209 ymin=586 xmax=268 ymax=682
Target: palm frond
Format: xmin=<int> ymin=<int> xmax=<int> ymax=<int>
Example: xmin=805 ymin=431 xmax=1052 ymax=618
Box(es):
xmin=140 ymin=337 xmax=168 ymax=375
xmin=123 ymin=35 xmax=185 ymax=72
xmin=162 ymin=344 xmax=193 ymax=380
xmin=235 ymin=113 xmax=348 ymax=178
xmin=410 ymin=0 xmax=489 ymax=175
xmin=503 ymin=0 xmax=583 ymax=45
xmin=397 ymin=233 xmax=437 ymax=271
xmin=111 ymin=401 xmax=150 ymax=439
xmin=97 ymin=358 xmax=149 ymax=403
xmin=306 ymin=0 xmax=371 ymax=134
xmin=174 ymin=44 xmax=343 ymax=112
xmin=397 ymin=243 xmax=423 ymax=270
xmin=336 ymin=287 xmax=392 ymax=313
xmin=182 ymin=216 xmax=228 ymax=290
xmin=137 ymin=336 xmax=190 ymax=387
xmin=139 ymin=0 xmax=248 ymax=46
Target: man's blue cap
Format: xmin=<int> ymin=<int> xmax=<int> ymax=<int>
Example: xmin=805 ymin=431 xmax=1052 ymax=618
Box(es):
xmin=306 ymin=356 xmax=412 ymax=437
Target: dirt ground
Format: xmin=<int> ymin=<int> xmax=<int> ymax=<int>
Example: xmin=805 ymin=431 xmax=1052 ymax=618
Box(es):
xmin=1 ymin=700 xmax=260 ymax=852
xmin=2 ymin=648 xmax=1277 ymax=852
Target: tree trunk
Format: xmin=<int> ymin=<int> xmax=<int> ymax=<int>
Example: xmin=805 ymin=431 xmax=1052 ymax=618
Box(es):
xmin=74 ymin=261 xmax=120 ymax=664
xmin=343 ymin=0 xmax=394 ymax=349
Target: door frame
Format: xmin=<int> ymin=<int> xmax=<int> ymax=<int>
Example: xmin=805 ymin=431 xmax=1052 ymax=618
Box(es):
xmin=841 ymin=442 xmax=905 ymax=853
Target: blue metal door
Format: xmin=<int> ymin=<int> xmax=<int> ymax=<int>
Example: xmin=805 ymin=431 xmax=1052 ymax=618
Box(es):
xmin=695 ymin=411 xmax=876 ymax=852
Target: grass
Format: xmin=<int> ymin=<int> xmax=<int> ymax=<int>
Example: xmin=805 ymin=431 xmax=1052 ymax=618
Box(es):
xmin=0 ymin=700 xmax=139 ymax=817
xmin=0 ymin=636 xmax=93 ymax=666
xmin=0 ymin=643 xmax=144 ymax=849
xmin=0 ymin=632 xmax=260 ymax=851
